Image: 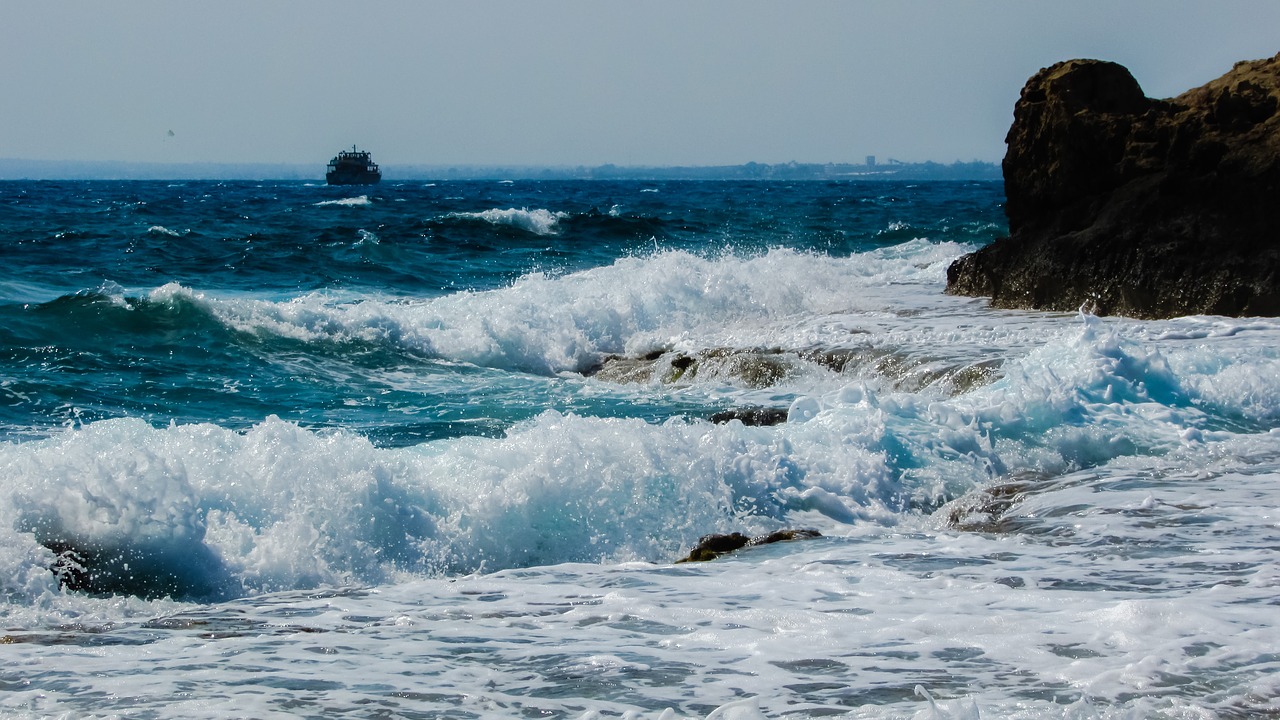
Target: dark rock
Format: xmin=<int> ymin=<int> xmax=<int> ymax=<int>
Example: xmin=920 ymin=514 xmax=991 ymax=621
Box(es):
xmin=943 ymin=478 xmax=1038 ymax=534
xmin=587 ymin=347 xmax=1005 ymax=396
xmin=752 ymin=529 xmax=822 ymax=545
xmin=947 ymin=54 xmax=1280 ymax=318
xmin=677 ymin=532 xmax=752 ymax=562
xmin=581 ymin=353 xmax=658 ymax=384
xmin=669 ymin=354 xmax=696 ymax=371
xmin=676 ymin=529 xmax=821 ymax=563
xmin=584 ymin=348 xmax=798 ymax=388
xmin=40 ymin=538 xmax=235 ymax=601
xmin=709 ymin=406 xmax=789 ymax=426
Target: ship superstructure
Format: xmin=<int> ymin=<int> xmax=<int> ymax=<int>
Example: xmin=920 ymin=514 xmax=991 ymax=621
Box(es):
xmin=326 ymin=146 xmax=381 ymax=185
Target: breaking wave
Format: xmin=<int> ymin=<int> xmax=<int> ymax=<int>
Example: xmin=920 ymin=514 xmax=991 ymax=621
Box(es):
xmin=448 ymin=207 xmax=569 ymax=236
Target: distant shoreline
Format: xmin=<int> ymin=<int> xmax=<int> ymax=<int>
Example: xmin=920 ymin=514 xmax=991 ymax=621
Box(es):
xmin=0 ymin=158 xmax=999 ymax=182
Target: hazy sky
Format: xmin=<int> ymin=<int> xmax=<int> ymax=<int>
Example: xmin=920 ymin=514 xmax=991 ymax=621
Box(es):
xmin=4 ymin=1 xmax=1278 ymax=167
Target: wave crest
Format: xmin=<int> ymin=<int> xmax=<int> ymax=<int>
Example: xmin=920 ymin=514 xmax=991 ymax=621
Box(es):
xmin=314 ymin=195 xmax=371 ymax=207
xmin=178 ymin=241 xmax=975 ymax=375
xmin=449 ymin=207 xmax=569 ymax=236
xmin=0 ymin=409 xmax=906 ymax=601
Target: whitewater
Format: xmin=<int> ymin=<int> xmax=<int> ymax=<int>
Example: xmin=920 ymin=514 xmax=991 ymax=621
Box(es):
xmin=0 ymin=180 xmax=1276 ymax=719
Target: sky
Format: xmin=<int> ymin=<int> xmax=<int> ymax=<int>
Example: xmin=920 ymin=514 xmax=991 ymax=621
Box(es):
xmin=3 ymin=1 xmax=1278 ymax=168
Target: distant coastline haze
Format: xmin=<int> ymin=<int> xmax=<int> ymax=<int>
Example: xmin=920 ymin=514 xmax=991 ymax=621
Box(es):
xmin=0 ymin=158 xmax=999 ymax=182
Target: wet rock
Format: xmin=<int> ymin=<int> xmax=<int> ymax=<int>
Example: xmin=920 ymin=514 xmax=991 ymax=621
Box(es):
xmin=677 ymin=532 xmax=752 ymax=562
xmin=585 ymin=347 xmax=1003 ymax=395
xmin=585 ymin=348 xmax=798 ymax=388
xmin=582 ymin=353 xmax=658 ymax=384
xmin=708 ymin=406 xmax=789 ymax=426
xmin=676 ymin=529 xmax=822 ymax=563
xmin=942 ymin=472 xmax=1054 ymax=535
xmin=665 ymin=353 xmax=698 ymax=383
xmin=943 ymin=481 xmax=1034 ymax=534
xmin=947 ymin=54 xmax=1280 ymax=318
xmin=41 ymin=538 xmax=234 ymax=601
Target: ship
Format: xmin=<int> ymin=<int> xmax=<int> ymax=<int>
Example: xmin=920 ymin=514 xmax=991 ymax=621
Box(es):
xmin=326 ymin=146 xmax=382 ymax=185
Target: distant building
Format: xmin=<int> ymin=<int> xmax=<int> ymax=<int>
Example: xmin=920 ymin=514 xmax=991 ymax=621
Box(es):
xmin=865 ymin=155 xmax=877 ymax=167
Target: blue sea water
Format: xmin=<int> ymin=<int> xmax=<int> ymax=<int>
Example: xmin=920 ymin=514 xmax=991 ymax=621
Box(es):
xmin=0 ymin=179 xmax=1277 ymax=718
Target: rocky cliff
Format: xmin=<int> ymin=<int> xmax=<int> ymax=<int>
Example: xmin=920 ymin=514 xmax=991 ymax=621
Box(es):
xmin=946 ymin=54 xmax=1280 ymax=318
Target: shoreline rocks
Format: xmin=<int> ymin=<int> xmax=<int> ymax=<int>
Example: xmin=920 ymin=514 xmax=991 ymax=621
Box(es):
xmin=584 ymin=346 xmax=1002 ymax=397
xmin=946 ymin=54 xmax=1280 ymax=318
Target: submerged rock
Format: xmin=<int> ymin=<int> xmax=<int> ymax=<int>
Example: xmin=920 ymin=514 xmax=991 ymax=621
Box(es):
xmin=586 ymin=348 xmax=797 ymax=388
xmin=947 ymin=54 xmax=1280 ymax=318
xmin=676 ymin=529 xmax=821 ymax=563
xmin=942 ymin=476 xmax=1043 ymax=534
xmin=708 ymin=406 xmax=789 ymax=426
xmin=41 ymin=537 xmax=234 ymax=601
xmin=585 ymin=347 xmax=1002 ymax=396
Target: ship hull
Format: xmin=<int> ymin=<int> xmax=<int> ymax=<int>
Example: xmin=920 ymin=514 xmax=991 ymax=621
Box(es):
xmin=326 ymin=172 xmax=381 ymax=186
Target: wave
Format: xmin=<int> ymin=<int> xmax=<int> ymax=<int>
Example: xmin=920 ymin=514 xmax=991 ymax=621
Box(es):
xmin=4 ymin=310 xmax=1279 ymax=603
xmin=10 ymin=284 xmax=235 ymax=343
xmin=127 ymin=242 xmax=1280 ymax=407
xmin=447 ymin=207 xmax=569 ymax=236
xmin=160 ymin=240 xmax=975 ymax=376
xmin=0 ymin=410 xmax=893 ymax=601
xmin=0 ymin=392 xmax=934 ymax=601
xmin=314 ymin=195 xmax=371 ymax=207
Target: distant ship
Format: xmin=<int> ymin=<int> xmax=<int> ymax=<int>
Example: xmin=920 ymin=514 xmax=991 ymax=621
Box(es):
xmin=326 ymin=146 xmax=382 ymax=185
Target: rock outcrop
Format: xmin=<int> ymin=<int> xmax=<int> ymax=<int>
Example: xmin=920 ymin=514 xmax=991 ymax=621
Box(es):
xmin=947 ymin=54 xmax=1280 ymax=318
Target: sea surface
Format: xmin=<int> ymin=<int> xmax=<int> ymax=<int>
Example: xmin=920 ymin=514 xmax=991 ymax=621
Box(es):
xmin=0 ymin=179 xmax=1277 ymax=719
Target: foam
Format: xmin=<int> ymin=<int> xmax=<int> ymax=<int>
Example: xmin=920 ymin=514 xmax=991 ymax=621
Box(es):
xmin=0 ymin=404 xmax=917 ymax=602
xmin=10 ymin=478 xmax=1275 ymax=718
xmin=6 ymin=307 xmax=1277 ymax=606
xmin=314 ymin=195 xmax=371 ymax=207
xmin=449 ymin=207 xmax=569 ymax=235
xmin=146 ymin=240 xmax=981 ymax=376
xmin=11 ymin=274 xmax=1275 ymax=605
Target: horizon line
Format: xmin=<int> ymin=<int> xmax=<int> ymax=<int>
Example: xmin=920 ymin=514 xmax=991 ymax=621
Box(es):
xmin=0 ymin=157 xmax=1001 ymax=182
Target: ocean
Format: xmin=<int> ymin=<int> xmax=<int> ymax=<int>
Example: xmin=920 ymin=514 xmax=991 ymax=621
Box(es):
xmin=0 ymin=179 xmax=1276 ymax=719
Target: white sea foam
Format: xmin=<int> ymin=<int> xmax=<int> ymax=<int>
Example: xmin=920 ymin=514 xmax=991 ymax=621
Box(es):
xmin=4 ymin=305 xmax=1279 ymax=606
xmin=147 ymin=225 xmax=182 ymax=237
xmin=5 ymin=454 xmax=1277 ymax=717
xmin=152 ymin=241 xmax=982 ymax=376
xmin=0 ymin=405 xmax=903 ymax=602
xmin=450 ymin=207 xmax=570 ymax=235
xmin=314 ymin=195 xmax=371 ymax=207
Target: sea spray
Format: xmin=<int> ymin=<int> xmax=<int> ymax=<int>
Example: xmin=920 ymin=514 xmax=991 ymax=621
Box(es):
xmin=6 ymin=310 xmax=1272 ymax=602
xmin=450 ymin=207 xmax=570 ymax=235
xmin=147 ymin=241 xmax=983 ymax=376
